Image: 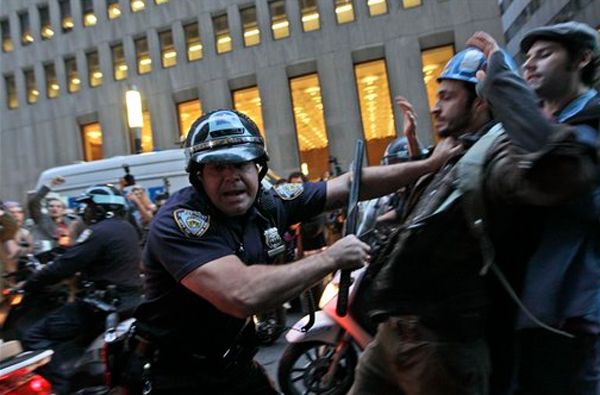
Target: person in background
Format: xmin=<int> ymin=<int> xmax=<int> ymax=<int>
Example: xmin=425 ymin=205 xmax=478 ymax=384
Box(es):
xmin=0 ymin=203 xmax=18 ymax=297
xmin=125 ymin=184 xmax=156 ymax=228
xmin=27 ymin=176 xmax=72 ymax=250
xmin=1 ymin=201 xmax=34 ymax=277
xmin=288 ymin=171 xmax=329 ymax=256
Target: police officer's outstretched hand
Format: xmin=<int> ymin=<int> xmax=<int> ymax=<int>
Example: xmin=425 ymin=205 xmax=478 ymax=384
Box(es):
xmin=427 ymin=137 xmax=463 ymax=170
xmin=323 ymin=235 xmax=370 ymax=271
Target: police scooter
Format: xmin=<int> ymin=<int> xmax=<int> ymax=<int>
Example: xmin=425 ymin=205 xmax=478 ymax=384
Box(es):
xmin=0 ymin=340 xmax=53 ymax=395
xmin=278 ymin=141 xmax=377 ymax=395
xmin=277 ymin=265 xmax=372 ymax=395
xmin=0 ymin=247 xmax=68 ymax=341
xmin=1 ymin=277 xmax=139 ymax=394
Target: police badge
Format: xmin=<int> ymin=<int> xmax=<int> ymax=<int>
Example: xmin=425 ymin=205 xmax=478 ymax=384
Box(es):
xmin=76 ymin=228 xmax=93 ymax=244
xmin=173 ymin=209 xmax=210 ymax=238
xmin=274 ymin=183 xmax=304 ymax=201
xmin=264 ymin=227 xmax=285 ymax=258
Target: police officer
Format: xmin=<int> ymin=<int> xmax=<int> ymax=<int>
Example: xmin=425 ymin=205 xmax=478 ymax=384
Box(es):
xmin=469 ymin=24 xmax=600 ymax=394
xmin=21 ymin=184 xmax=143 ymax=395
xmin=132 ymin=109 xmax=460 ymax=394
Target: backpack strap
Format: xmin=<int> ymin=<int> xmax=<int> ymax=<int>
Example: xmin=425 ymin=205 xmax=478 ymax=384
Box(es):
xmin=456 ymin=122 xmax=505 ymax=275
xmin=455 ymin=123 xmax=574 ymax=338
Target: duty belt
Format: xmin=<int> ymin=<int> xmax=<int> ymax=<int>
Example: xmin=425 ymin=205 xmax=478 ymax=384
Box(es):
xmin=131 ymin=330 xmax=258 ymax=374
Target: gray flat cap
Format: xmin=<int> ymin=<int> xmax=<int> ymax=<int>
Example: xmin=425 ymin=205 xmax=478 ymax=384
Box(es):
xmin=520 ymin=21 xmax=600 ymax=57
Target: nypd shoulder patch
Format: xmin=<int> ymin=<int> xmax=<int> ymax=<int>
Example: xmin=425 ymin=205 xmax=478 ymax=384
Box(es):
xmin=274 ymin=183 xmax=304 ymax=201
xmin=173 ymin=209 xmax=210 ymax=238
xmin=76 ymin=229 xmax=93 ymax=244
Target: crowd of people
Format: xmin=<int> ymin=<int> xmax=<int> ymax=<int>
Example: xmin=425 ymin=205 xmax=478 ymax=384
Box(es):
xmin=0 ymin=21 xmax=598 ymax=395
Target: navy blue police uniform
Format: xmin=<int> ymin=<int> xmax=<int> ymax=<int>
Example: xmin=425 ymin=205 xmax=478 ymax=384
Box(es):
xmin=22 ymin=216 xmax=142 ymax=394
xmin=134 ymin=181 xmax=326 ymax=394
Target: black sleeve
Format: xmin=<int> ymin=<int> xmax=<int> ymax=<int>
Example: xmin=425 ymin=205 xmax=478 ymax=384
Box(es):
xmin=23 ymin=227 xmax=104 ymax=292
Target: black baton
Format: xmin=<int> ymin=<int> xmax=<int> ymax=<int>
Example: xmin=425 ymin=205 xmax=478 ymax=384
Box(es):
xmin=336 ymin=139 xmax=364 ymax=317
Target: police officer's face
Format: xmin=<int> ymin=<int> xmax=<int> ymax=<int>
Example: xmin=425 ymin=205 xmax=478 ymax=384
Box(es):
xmin=522 ymin=40 xmax=578 ymax=99
xmin=199 ymin=161 xmax=259 ymax=217
xmin=431 ymin=80 xmax=476 ymax=138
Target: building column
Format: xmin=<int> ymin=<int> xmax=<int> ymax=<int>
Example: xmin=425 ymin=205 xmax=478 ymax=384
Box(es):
xmin=148 ymin=91 xmax=179 ymax=151
xmin=147 ymin=27 xmax=161 ymax=73
xmin=385 ymin=35 xmax=435 ymax=146
xmin=228 ymin=4 xmax=243 ymax=51
xmin=285 ymin=0 xmax=302 ymax=37
xmin=98 ymin=42 xmax=112 ymax=86
xmin=172 ymin=20 xmax=186 ymax=66
xmin=198 ymin=13 xmax=216 ymax=58
xmin=317 ymin=51 xmax=363 ymax=171
xmin=199 ymin=78 xmax=232 ymax=112
xmin=255 ymin=0 xmax=271 ymax=41
xmin=257 ymin=65 xmax=299 ymax=177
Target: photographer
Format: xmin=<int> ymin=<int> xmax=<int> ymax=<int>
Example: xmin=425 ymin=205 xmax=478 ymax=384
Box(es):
xmin=119 ymin=166 xmax=156 ymax=244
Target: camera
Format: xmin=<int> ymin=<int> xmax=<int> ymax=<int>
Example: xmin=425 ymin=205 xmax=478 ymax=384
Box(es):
xmin=122 ymin=164 xmax=136 ymax=187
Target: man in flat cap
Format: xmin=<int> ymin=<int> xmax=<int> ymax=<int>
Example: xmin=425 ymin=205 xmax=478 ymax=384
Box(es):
xmin=470 ymin=21 xmax=600 ymax=394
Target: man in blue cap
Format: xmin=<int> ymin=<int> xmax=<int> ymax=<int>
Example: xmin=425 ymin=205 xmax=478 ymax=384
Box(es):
xmin=469 ymin=21 xmax=600 ymax=394
xmin=349 ymin=30 xmax=598 ymax=393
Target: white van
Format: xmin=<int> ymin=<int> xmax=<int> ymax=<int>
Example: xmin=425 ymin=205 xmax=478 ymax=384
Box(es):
xmin=34 ymin=149 xmax=188 ymax=208
xmin=34 ymin=149 xmax=280 ymax=208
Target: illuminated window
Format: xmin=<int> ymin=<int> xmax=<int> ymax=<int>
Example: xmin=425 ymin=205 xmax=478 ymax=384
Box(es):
xmin=19 ymin=12 xmax=34 ymax=45
xmin=421 ymin=45 xmax=454 ymax=119
xmin=213 ymin=14 xmax=232 ymax=54
xmin=159 ymin=29 xmax=177 ymax=68
xmin=65 ymin=56 xmax=80 ymax=93
xmin=82 ymin=0 xmax=97 ymax=27
xmin=290 ymin=74 xmax=329 ymax=180
xmin=24 ymin=69 xmax=39 ymax=104
xmin=368 ymin=0 xmax=388 ymax=16
xmin=141 ymin=110 xmax=154 ymax=152
xmin=355 ymin=60 xmax=396 ymax=165
xmin=135 ymin=36 xmax=152 ymax=74
xmin=45 ymin=63 xmax=60 ymax=99
xmin=184 ymin=22 xmax=202 ymax=61
xmin=112 ymin=43 xmax=128 ymax=80
xmin=300 ymin=0 xmax=320 ymax=32
xmin=270 ymin=1 xmax=290 ymax=40
xmin=403 ymin=0 xmax=422 ymax=8
xmin=241 ymin=6 xmax=260 ymax=47
xmin=87 ymin=51 xmax=102 ymax=87
xmin=81 ymin=122 xmax=104 ymax=161
xmin=334 ymin=0 xmax=355 ymax=24
xmin=176 ymin=99 xmax=203 ymax=137
xmin=5 ymin=74 xmax=18 ymax=109
xmin=39 ymin=6 xmax=54 ymax=40
xmin=233 ymin=87 xmax=264 ymax=136
xmin=60 ymin=0 xmax=74 ymax=32
xmin=107 ymin=0 xmax=122 ymax=19
xmin=1 ymin=19 xmax=13 ymax=52
xmin=130 ymin=0 xmax=146 ymax=13
xmin=155 ymin=0 xmax=169 ymax=4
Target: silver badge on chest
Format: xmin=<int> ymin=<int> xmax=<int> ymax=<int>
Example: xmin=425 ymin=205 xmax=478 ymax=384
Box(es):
xmin=264 ymin=227 xmax=285 ymax=258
